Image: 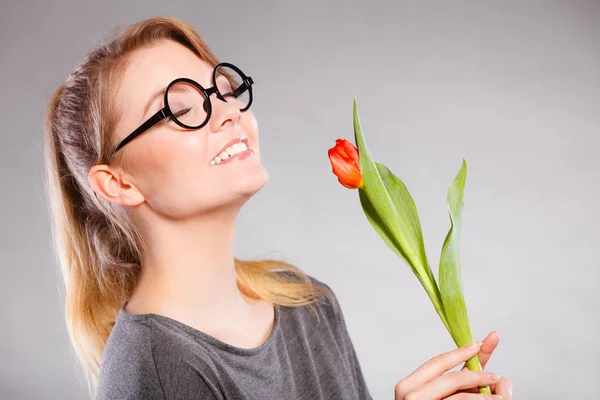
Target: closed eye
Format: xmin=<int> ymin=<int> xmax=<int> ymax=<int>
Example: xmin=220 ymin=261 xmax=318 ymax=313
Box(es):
xmin=173 ymin=108 xmax=191 ymax=118
xmin=166 ymin=107 xmax=192 ymax=123
xmin=223 ymin=82 xmax=248 ymax=98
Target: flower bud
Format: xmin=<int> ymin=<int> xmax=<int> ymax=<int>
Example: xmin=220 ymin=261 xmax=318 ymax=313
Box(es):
xmin=327 ymin=138 xmax=364 ymax=189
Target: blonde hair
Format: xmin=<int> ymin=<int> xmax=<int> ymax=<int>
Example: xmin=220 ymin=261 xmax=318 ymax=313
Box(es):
xmin=43 ymin=16 xmax=330 ymax=398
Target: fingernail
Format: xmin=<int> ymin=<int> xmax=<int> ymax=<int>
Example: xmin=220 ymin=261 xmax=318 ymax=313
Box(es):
xmin=490 ymin=396 xmax=503 ymax=400
xmin=466 ymin=341 xmax=481 ymax=349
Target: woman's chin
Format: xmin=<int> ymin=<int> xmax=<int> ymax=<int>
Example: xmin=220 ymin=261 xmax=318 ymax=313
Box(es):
xmin=232 ymin=163 xmax=269 ymax=196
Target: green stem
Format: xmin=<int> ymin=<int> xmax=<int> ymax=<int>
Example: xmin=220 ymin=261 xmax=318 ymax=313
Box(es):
xmin=465 ymin=355 xmax=492 ymax=394
xmin=413 ymin=266 xmax=492 ymax=395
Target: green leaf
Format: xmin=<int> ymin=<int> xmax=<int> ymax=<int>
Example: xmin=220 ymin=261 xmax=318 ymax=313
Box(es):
xmin=439 ymin=158 xmax=473 ymax=347
xmin=352 ymin=97 xmax=428 ymax=275
xmin=358 ymin=187 xmax=411 ymax=264
xmin=354 ymin=98 xmax=449 ymax=331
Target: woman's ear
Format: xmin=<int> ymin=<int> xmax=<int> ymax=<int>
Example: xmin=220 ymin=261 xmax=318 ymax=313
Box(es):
xmin=88 ymin=164 xmax=145 ymax=206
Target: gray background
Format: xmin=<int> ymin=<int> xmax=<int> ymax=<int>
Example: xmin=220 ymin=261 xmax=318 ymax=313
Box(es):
xmin=1 ymin=0 xmax=599 ymax=399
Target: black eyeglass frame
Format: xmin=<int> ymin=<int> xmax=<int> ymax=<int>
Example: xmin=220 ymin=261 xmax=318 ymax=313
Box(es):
xmin=109 ymin=62 xmax=254 ymax=160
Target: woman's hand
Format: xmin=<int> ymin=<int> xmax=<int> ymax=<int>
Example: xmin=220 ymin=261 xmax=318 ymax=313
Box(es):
xmin=394 ymin=331 xmax=513 ymax=400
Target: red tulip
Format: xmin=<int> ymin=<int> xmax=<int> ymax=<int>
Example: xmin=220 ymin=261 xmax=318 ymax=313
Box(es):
xmin=328 ymin=138 xmax=364 ymax=189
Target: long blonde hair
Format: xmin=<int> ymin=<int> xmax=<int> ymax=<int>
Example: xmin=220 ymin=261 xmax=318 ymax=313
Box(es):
xmin=43 ymin=16 xmax=330 ymax=397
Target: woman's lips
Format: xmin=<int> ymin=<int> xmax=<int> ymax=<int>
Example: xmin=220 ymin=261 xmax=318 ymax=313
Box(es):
xmin=212 ymin=134 xmax=249 ymax=160
xmin=211 ymin=148 xmax=254 ymax=166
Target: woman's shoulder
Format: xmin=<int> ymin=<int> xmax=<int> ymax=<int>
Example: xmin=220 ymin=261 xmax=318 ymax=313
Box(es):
xmin=97 ymin=304 xmax=218 ymax=400
xmin=306 ymin=273 xmax=342 ymax=313
xmin=277 ymin=270 xmax=336 ymax=299
xmin=96 ymin=307 xmax=165 ymax=399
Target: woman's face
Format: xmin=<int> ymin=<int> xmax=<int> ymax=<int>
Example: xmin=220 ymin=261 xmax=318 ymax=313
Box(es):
xmin=111 ymin=39 xmax=269 ymax=218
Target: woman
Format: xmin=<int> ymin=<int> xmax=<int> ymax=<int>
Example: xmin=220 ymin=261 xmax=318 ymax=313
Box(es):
xmin=44 ymin=16 xmax=512 ymax=400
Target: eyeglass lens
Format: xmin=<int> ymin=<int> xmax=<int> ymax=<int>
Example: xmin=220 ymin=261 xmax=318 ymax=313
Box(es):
xmin=166 ymin=65 xmax=251 ymax=128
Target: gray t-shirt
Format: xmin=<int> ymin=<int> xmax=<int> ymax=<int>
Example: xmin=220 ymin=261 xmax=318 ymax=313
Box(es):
xmin=96 ymin=275 xmax=373 ymax=400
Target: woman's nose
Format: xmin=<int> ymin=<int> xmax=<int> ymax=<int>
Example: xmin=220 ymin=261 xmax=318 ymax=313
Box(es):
xmin=208 ymin=94 xmax=241 ymax=132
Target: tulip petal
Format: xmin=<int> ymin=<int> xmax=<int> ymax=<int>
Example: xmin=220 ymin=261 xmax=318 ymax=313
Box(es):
xmin=329 ymin=146 xmax=363 ymax=189
xmin=339 ymin=138 xmax=360 ymax=162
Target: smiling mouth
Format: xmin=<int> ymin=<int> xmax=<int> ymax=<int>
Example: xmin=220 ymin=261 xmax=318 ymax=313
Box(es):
xmin=210 ymin=135 xmax=253 ymax=165
xmin=210 ymin=148 xmax=254 ymax=166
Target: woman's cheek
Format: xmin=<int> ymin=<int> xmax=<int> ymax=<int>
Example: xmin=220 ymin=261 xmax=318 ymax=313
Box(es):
xmin=242 ymin=112 xmax=260 ymax=149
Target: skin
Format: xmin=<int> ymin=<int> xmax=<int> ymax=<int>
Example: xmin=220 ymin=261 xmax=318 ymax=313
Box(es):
xmin=394 ymin=331 xmax=513 ymax=399
xmin=89 ymin=39 xmax=513 ymax=398
xmin=89 ymin=39 xmax=273 ymax=348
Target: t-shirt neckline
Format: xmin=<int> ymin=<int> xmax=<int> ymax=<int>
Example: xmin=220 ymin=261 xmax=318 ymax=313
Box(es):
xmin=118 ymin=300 xmax=281 ymax=356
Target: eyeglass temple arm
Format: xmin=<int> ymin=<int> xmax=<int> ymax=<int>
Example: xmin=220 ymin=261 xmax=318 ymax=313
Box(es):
xmin=112 ymin=108 xmax=169 ymax=155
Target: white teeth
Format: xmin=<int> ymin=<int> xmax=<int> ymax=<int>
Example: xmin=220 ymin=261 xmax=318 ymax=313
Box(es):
xmin=210 ymin=141 xmax=249 ymax=165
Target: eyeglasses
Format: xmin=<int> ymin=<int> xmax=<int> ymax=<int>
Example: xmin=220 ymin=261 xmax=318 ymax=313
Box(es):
xmin=109 ymin=62 xmax=254 ymax=160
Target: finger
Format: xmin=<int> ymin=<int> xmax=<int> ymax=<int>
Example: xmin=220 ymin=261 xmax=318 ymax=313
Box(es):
xmin=479 ymin=331 xmax=499 ymax=370
xmin=397 ymin=342 xmax=483 ymax=395
xmin=445 ymin=393 xmax=504 ymax=400
xmin=408 ymin=370 xmax=502 ymax=400
xmin=461 ymin=331 xmax=499 ymax=373
xmin=493 ymin=377 xmax=513 ymax=400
